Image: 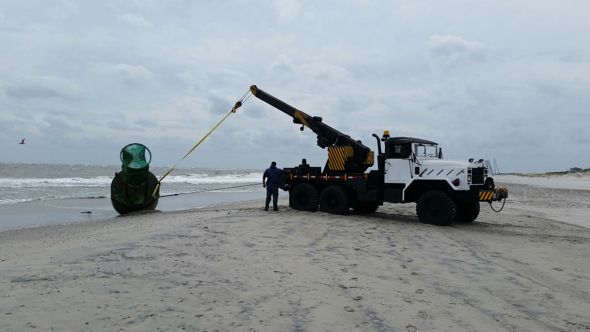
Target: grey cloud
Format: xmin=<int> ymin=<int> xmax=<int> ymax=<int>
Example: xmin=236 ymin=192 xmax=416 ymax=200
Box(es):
xmin=4 ymin=76 xmax=80 ymax=101
xmin=267 ymin=55 xmax=352 ymax=89
xmin=115 ymin=65 xmax=155 ymax=86
xmin=427 ymin=35 xmax=486 ymax=67
xmin=272 ymin=0 xmax=303 ymax=23
xmin=241 ymin=103 xmax=265 ymax=119
xmin=133 ymin=119 xmax=160 ymax=129
xmin=43 ymin=115 xmax=83 ymax=133
xmin=87 ymin=63 xmax=155 ymax=87
xmin=175 ymin=72 xmax=206 ymax=91
xmin=572 ymin=130 xmax=590 ymax=144
xmin=335 ymin=96 xmax=366 ymax=114
xmin=107 ymin=120 xmax=131 ymax=131
xmin=302 ymin=62 xmax=351 ymax=81
xmin=206 ymin=94 xmax=233 ymax=115
xmin=119 ymin=13 xmax=153 ymax=28
xmin=6 ymin=86 xmax=67 ymax=100
xmin=269 ymin=54 xmax=295 ymax=73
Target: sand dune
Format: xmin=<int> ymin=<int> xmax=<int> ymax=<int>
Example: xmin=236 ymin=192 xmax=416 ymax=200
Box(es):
xmin=497 ymin=172 xmax=590 ymax=191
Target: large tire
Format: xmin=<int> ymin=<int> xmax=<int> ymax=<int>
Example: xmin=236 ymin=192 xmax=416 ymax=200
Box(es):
xmin=416 ymin=190 xmax=456 ymax=226
xmin=320 ymin=185 xmax=349 ymax=215
xmin=352 ymin=201 xmax=379 ymax=214
xmin=290 ymin=183 xmax=319 ymax=211
xmin=455 ymin=198 xmax=480 ymax=223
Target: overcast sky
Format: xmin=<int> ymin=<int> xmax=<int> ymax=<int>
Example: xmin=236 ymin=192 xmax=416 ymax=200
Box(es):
xmin=1 ymin=0 xmax=589 ymax=172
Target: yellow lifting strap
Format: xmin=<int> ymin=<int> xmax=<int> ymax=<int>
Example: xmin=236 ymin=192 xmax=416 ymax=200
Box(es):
xmin=152 ymin=90 xmax=251 ymax=198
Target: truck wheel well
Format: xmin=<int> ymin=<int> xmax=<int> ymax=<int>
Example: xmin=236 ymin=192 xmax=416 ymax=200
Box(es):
xmin=405 ymin=180 xmax=453 ymax=203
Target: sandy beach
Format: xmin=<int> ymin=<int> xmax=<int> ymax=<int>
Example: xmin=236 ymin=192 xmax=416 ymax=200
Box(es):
xmin=1 ymin=179 xmax=589 ymax=331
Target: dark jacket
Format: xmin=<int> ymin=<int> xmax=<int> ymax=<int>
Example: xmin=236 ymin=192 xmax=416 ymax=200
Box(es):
xmin=263 ymin=165 xmax=283 ymax=189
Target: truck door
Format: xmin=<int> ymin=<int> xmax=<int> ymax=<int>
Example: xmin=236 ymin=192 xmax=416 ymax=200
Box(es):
xmin=384 ymin=143 xmax=412 ymax=184
xmin=385 ymin=159 xmax=412 ymax=183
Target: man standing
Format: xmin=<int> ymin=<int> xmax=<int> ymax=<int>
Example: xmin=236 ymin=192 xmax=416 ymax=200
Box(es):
xmin=262 ymin=161 xmax=283 ymax=211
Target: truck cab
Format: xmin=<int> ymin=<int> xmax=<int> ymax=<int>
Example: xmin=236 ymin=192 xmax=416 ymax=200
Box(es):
xmin=378 ymin=135 xmax=498 ymax=225
xmin=384 ymin=137 xmax=487 ymax=193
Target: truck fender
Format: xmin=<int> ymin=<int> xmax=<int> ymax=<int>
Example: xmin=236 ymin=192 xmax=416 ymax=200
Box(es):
xmin=403 ymin=179 xmax=454 ymax=203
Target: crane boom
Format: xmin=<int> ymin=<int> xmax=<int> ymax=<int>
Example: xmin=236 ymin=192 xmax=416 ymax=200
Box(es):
xmin=250 ymin=85 xmax=373 ymax=173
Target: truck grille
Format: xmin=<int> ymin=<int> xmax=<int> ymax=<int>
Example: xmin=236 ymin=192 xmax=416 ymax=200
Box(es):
xmin=471 ymin=167 xmax=485 ymax=184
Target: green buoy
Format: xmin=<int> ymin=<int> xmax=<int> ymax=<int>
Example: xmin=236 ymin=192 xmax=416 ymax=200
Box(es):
xmin=110 ymin=143 xmax=159 ymax=214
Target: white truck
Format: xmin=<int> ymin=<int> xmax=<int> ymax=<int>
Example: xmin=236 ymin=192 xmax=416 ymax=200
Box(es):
xmin=250 ymin=85 xmax=508 ymax=226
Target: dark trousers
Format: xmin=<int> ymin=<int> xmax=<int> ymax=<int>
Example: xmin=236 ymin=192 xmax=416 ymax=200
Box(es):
xmin=265 ymin=186 xmax=279 ymax=210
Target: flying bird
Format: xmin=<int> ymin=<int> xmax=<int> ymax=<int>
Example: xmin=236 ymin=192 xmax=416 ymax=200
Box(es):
xmin=19 ymin=138 xmax=25 ymax=145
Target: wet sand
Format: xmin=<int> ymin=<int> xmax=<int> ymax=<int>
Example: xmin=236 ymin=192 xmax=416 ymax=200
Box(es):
xmin=0 ymin=182 xmax=589 ymax=331
xmin=0 ymin=191 xmax=260 ymax=231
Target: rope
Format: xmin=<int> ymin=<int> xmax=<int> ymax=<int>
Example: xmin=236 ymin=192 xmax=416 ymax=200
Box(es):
xmin=489 ymin=198 xmax=507 ymax=212
xmin=158 ymin=182 xmax=260 ymax=198
xmin=151 ymin=89 xmax=252 ymax=198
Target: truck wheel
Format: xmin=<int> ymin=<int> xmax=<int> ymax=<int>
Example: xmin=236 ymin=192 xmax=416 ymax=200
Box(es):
xmin=455 ymin=198 xmax=480 ymax=223
xmin=290 ymin=183 xmax=319 ymax=211
xmin=353 ymin=201 xmax=379 ymax=214
xmin=320 ymin=185 xmax=348 ymax=215
xmin=416 ymin=190 xmax=456 ymax=226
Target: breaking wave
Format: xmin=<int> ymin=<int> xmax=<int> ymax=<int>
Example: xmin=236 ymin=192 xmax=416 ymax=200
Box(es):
xmin=0 ymin=172 xmax=262 ymax=188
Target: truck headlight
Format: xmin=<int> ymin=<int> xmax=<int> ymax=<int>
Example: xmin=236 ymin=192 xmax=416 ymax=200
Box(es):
xmin=467 ymin=174 xmax=471 ymax=183
xmin=452 ymin=178 xmax=460 ymax=186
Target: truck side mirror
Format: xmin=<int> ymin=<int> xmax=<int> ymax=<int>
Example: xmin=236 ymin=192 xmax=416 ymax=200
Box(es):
xmin=438 ymin=149 xmax=443 ymax=159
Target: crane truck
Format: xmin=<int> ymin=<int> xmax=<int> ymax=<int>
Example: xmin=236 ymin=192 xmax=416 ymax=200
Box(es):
xmin=250 ymin=85 xmax=508 ymax=226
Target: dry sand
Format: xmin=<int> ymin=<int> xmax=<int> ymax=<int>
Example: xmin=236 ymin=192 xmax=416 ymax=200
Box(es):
xmin=1 ymin=181 xmax=589 ymax=331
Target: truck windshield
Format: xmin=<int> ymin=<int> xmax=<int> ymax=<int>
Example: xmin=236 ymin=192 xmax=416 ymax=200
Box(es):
xmin=415 ymin=144 xmax=439 ymax=159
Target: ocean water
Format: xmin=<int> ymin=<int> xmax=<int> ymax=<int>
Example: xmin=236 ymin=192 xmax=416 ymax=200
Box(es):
xmin=0 ymin=163 xmax=265 ymax=230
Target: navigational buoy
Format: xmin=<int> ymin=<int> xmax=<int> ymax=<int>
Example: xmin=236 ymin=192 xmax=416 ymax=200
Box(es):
xmin=110 ymin=143 xmax=159 ymax=214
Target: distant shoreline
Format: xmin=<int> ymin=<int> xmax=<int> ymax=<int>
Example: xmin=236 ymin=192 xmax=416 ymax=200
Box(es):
xmin=500 ymin=169 xmax=590 ymax=177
